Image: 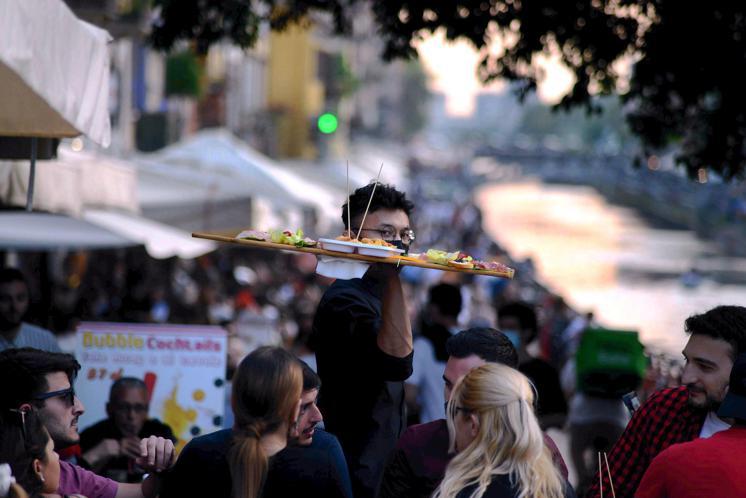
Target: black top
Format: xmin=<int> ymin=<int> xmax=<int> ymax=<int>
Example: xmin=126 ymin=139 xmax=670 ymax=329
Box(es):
xmin=311 ymin=272 xmax=413 ymax=498
xmin=456 ymin=474 xmax=577 ymax=498
xmin=519 ymin=358 xmax=568 ymax=423
xmin=78 ymin=418 xmax=175 ymax=482
xmin=161 ymin=429 xmax=349 ymax=498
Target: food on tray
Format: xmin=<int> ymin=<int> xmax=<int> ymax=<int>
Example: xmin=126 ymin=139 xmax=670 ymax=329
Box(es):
xmin=359 ymin=238 xmax=396 ymax=248
xmin=448 ymin=254 xmax=474 ymax=269
xmin=270 ymin=229 xmax=317 ymax=248
xmin=473 ymin=260 xmax=513 ymax=273
xmin=425 ymin=249 xmax=459 ymax=265
xmin=236 ymin=229 xmax=269 ymax=241
xmin=336 ymin=234 xmax=355 ymax=242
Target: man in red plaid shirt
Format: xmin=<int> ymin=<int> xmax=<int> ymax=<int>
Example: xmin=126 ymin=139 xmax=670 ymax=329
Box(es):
xmin=586 ymin=305 xmax=746 ymax=498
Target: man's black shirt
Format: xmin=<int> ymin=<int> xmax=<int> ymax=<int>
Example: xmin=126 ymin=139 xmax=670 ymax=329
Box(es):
xmin=79 ymin=418 xmax=175 ymax=482
xmin=311 ymin=271 xmax=413 ymax=498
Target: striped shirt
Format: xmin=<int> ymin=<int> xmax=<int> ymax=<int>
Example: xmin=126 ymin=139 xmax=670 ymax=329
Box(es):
xmin=0 ymin=322 xmax=61 ymax=352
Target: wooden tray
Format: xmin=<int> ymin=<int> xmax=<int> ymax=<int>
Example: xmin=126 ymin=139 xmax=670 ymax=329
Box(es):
xmin=192 ymin=232 xmax=515 ymax=279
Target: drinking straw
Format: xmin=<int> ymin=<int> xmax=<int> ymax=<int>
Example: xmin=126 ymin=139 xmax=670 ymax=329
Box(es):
xmin=598 ymin=453 xmax=604 ymax=498
xmin=355 ymin=163 xmax=384 ymax=241
xmin=604 ymin=452 xmax=616 ymax=498
xmin=347 ymin=160 xmax=351 ymax=238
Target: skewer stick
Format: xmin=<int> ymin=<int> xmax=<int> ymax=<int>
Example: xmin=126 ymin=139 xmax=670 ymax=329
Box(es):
xmin=603 ymin=452 xmax=616 ymax=498
xmin=347 ymin=160 xmax=351 ymax=238
xmin=598 ymin=453 xmax=604 ymax=498
xmin=355 ymin=163 xmax=384 ymax=241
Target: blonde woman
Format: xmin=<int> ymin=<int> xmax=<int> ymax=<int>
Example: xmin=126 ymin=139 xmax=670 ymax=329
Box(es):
xmin=433 ymin=364 xmax=576 ymax=498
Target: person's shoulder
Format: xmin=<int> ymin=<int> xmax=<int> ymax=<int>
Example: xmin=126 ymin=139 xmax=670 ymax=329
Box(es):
xmin=399 ymin=419 xmax=448 ymax=448
xmin=310 ymin=428 xmax=341 ymax=451
xmin=642 ymin=386 xmax=690 ymax=412
xmin=19 ymin=322 xmax=57 ymax=342
xmin=181 ymin=429 xmax=232 ymax=456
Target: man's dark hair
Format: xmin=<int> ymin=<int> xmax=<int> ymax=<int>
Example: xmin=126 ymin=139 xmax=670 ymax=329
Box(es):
xmin=429 ymin=283 xmax=462 ymax=319
xmin=0 ymin=267 xmax=27 ymax=287
xmin=341 ymin=183 xmax=414 ymax=229
xmin=299 ymin=360 xmax=321 ymax=392
xmin=109 ymin=376 xmax=148 ymax=401
xmin=497 ymin=301 xmax=539 ymax=343
xmin=446 ymin=327 xmax=519 ymax=368
xmin=0 ymin=347 xmax=81 ymax=409
xmin=685 ymin=305 xmax=746 ymax=359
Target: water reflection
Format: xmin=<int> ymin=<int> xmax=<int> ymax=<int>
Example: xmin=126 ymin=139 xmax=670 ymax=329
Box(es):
xmin=477 ymin=180 xmax=746 ymax=356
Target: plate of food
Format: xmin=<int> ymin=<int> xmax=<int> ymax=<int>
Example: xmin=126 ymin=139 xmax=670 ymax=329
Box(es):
xmin=319 ymin=235 xmax=404 ymax=258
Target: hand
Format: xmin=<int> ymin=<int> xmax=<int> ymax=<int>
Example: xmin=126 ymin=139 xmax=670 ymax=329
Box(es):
xmin=85 ymin=438 xmax=120 ymax=463
xmin=135 ymin=436 xmax=175 ymax=473
xmin=119 ymin=436 xmax=142 ymax=460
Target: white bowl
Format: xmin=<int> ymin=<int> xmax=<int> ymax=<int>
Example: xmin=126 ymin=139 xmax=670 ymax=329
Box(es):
xmin=318 ymin=238 xmax=357 ymax=253
xmin=355 ymin=243 xmax=405 ymax=258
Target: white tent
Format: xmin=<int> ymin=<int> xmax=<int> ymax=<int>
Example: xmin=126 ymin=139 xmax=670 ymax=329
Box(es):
xmin=135 ymin=129 xmax=338 ymax=233
xmin=0 ymin=0 xmax=111 ymax=145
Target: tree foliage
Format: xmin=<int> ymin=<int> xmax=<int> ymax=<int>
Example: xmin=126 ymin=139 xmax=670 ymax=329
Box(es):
xmin=149 ymin=1 xmax=746 ymax=180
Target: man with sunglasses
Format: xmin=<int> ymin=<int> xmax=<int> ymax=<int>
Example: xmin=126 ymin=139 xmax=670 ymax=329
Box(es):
xmin=0 ymin=347 xmax=175 ymax=498
xmin=80 ymin=377 xmax=175 ymax=483
xmin=312 ymin=182 xmax=416 ymax=498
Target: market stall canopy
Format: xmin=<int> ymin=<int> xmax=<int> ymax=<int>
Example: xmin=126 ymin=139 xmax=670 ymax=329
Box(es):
xmin=0 ymin=212 xmax=133 ymax=250
xmin=0 ymin=146 xmax=138 ymax=216
xmin=0 ymin=0 xmax=111 ymax=145
xmin=83 ymin=209 xmax=216 ymax=259
xmin=135 ymin=129 xmax=337 ymax=232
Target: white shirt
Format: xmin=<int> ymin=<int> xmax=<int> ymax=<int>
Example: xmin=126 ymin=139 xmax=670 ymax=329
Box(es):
xmin=408 ymin=336 xmax=446 ymax=424
xmin=698 ymin=411 xmax=731 ymax=438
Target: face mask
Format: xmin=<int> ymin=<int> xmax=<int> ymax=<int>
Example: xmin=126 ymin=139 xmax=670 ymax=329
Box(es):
xmin=503 ymin=329 xmax=521 ymax=349
xmin=386 ymin=239 xmax=410 ymax=254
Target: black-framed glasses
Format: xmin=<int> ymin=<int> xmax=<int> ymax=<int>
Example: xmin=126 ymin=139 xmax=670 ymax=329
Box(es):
xmin=111 ymin=402 xmax=148 ymax=414
xmin=33 ymin=387 xmax=76 ymax=407
xmin=353 ymin=226 xmax=415 ymax=243
xmin=454 ymin=406 xmax=473 ymax=415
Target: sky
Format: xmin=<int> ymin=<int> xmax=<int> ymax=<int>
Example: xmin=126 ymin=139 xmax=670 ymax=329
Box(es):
xmin=416 ymin=30 xmax=575 ymax=116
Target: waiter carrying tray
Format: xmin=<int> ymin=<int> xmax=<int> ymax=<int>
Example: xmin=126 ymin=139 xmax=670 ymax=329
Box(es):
xmin=311 ymin=182 xmax=416 ymax=498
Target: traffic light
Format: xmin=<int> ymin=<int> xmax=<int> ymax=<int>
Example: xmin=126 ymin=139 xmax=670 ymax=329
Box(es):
xmin=317 ymin=112 xmax=338 ymax=134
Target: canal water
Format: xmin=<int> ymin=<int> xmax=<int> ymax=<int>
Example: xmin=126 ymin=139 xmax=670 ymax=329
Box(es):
xmin=477 ymin=180 xmax=746 ymax=357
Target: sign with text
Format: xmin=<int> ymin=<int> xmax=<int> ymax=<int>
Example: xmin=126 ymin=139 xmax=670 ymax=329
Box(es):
xmin=75 ymin=322 xmax=227 ymax=451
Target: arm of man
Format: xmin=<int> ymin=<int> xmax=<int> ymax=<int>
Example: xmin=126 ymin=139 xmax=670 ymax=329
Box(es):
xmin=377 ymin=445 xmax=418 ymax=498
xmin=375 ymin=264 xmax=413 ymax=359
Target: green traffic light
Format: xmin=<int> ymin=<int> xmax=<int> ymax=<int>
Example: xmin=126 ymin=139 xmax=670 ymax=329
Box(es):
xmin=317 ymin=113 xmax=338 ymax=134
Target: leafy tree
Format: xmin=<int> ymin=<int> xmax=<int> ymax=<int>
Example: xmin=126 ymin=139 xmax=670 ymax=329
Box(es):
xmin=149 ymin=1 xmax=746 ymax=180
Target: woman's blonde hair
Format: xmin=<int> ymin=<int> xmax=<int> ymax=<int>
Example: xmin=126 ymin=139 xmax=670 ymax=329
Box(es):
xmin=434 ymin=364 xmax=564 ymax=498
xmin=228 ymin=347 xmax=302 ymax=498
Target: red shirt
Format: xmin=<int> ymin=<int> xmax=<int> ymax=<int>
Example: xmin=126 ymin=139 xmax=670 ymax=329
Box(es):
xmin=585 ymin=387 xmax=706 ymax=498
xmin=635 ymin=427 xmax=746 ymax=498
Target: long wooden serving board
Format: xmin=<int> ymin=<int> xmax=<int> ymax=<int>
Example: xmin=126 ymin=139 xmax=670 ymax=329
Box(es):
xmin=192 ymin=232 xmax=514 ymax=279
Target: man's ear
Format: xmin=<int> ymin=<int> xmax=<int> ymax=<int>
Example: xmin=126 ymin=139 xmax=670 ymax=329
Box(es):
xmin=469 ymin=413 xmax=480 ymax=438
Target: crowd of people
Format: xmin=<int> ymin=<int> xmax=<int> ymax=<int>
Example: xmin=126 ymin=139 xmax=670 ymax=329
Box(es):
xmin=2 ymin=169 xmax=746 ymax=498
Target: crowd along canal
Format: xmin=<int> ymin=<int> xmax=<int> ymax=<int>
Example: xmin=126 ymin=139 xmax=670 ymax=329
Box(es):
xmin=477 ymin=179 xmax=746 ymax=358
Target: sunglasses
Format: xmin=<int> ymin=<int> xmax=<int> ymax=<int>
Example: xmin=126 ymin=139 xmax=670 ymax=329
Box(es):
xmin=33 ymin=387 xmax=76 ymax=406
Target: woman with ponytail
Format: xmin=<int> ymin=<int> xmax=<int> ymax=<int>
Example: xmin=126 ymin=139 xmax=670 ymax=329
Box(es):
xmin=433 ymin=364 xmax=576 ymax=498
xmin=162 ymin=346 xmax=302 ymax=498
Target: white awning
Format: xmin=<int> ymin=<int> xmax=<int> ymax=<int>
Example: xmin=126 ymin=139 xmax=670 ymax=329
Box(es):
xmin=0 ymin=0 xmax=111 ymax=145
xmin=83 ymin=209 xmax=216 ymax=259
xmin=0 ymin=212 xmax=133 ymax=250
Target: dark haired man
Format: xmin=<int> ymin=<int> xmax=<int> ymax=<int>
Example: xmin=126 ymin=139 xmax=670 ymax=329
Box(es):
xmin=378 ymin=327 xmax=568 ymax=498
xmin=0 ymin=348 xmax=175 ymax=498
xmin=636 ymin=352 xmax=746 ymax=498
xmin=587 ymin=305 xmax=746 ymax=498
xmin=0 ymin=267 xmax=60 ymax=352
xmin=80 ymin=377 xmax=175 ymax=482
xmin=497 ymin=301 xmax=567 ymax=429
xmin=312 ymin=182 xmax=415 ymax=498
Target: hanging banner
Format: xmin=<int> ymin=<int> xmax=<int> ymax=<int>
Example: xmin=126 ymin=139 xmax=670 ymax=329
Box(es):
xmin=75 ymin=322 xmax=227 ymax=451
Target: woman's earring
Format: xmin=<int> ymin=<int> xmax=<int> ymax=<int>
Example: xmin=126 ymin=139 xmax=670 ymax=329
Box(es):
xmin=39 ymin=474 xmax=45 ymax=483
